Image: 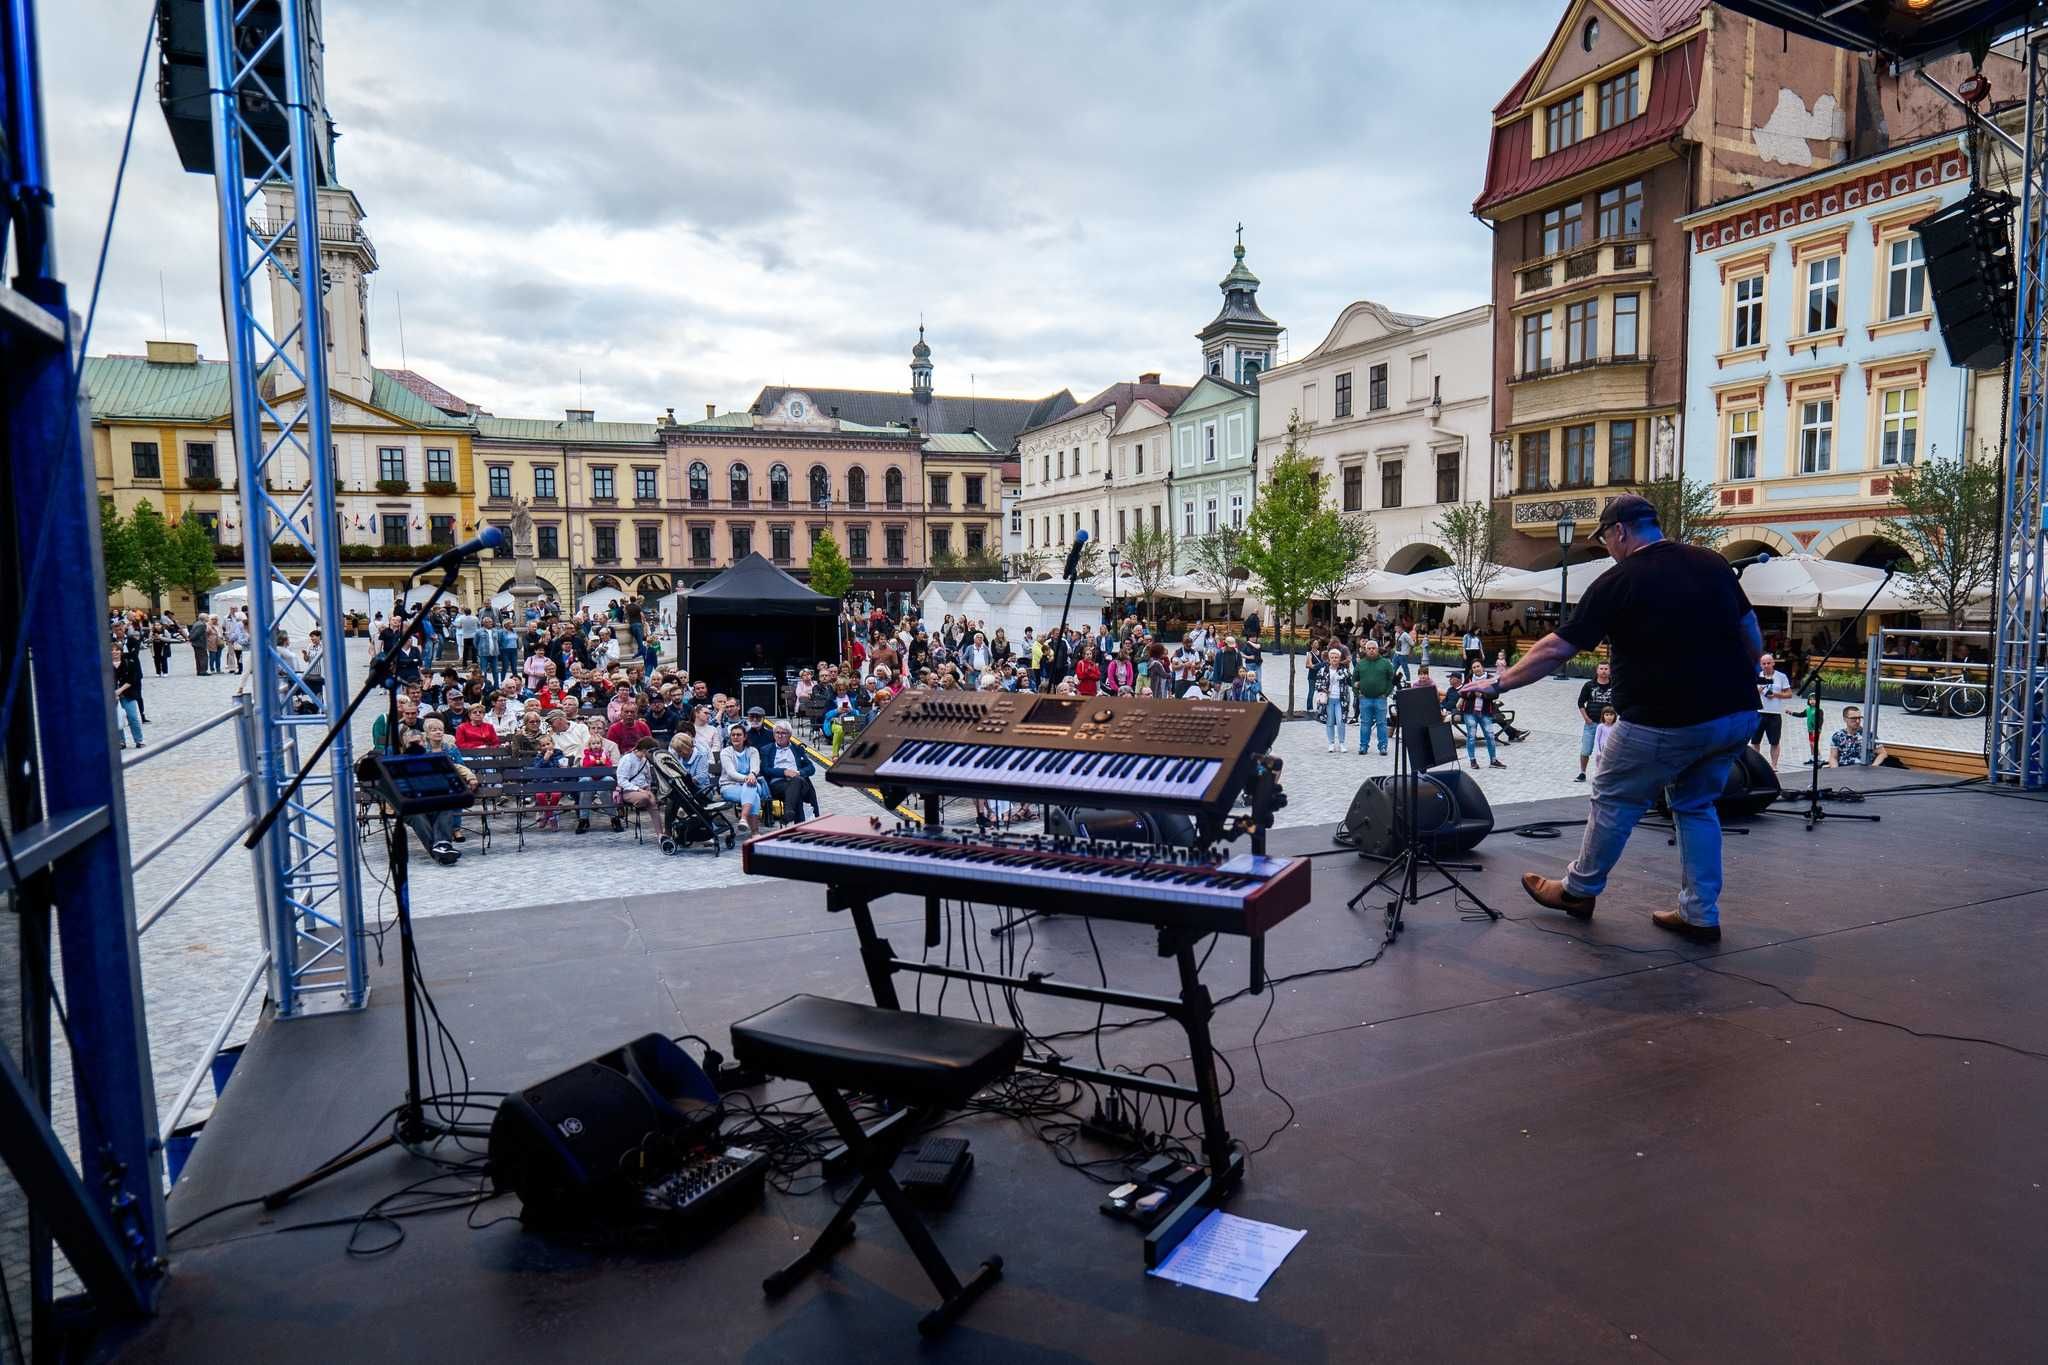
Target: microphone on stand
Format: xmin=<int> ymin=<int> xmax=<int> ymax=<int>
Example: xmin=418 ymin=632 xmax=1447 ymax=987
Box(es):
xmin=410 ymin=525 xmax=507 ymax=579
xmin=1727 ymin=550 xmax=1774 ymax=571
xmin=1062 ymin=528 xmax=1091 ymax=582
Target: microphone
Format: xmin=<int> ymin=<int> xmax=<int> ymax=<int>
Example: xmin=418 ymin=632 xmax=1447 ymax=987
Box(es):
xmin=1727 ymin=550 xmax=1773 ymax=571
xmin=1062 ymin=527 xmax=1091 ymax=581
xmin=411 ymin=525 xmax=506 ymax=578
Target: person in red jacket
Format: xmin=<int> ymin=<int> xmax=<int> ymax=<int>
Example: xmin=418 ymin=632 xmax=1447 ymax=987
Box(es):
xmin=453 ymin=703 xmax=499 ymax=749
xmin=1073 ymin=642 xmax=1102 ymax=697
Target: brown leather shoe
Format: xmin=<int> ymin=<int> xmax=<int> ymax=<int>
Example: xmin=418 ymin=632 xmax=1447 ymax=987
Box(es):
xmin=1651 ymin=909 xmax=1721 ymax=943
xmin=1521 ymin=873 xmax=1594 ymax=919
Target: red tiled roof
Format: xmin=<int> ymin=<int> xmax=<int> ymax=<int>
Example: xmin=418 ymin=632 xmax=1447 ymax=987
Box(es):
xmin=382 ymin=368 xmax=476 ymax=416
xmin=1475 ymin=37 xmax=1703 ymax=217
xmin=1492 ymin=1 xmax=1708 ymax=117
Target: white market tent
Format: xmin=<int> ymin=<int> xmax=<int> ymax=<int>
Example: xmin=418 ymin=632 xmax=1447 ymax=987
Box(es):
xmin=1480 ymin=558 xmax=1619 ymax=605
xmin=578 ymin=585 xmax=626 ymax=614
xmin=210 ymin=580 xmax=328 ymax=641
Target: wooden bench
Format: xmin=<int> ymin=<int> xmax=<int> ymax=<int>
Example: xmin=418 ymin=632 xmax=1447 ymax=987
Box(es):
xmin=494 ymin=767 xmax=642 ymax=849
xmin=1877 ymin=742 xmax=1987 ymax=778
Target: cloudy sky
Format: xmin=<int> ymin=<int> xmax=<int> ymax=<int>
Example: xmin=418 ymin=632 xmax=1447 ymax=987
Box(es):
xmin=41 ymin=1 xmax=1551 ymax=422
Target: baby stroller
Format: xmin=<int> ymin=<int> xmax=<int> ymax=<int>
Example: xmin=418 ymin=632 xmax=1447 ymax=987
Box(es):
xmin=648 ymin=750 xmax=739 ymax=855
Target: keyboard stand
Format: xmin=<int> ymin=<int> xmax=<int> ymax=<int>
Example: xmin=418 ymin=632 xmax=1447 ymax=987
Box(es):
xmin=826 ymin=883 xmax=1245 ymax=1267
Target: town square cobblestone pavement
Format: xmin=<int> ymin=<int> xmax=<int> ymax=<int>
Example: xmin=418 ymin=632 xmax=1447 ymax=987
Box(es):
xmin=118 ymin=639 xmax=1982 ymax=1132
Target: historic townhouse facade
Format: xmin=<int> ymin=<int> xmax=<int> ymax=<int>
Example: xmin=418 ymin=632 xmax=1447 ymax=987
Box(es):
xmin=662 ymin=396 xmax=929 ymax=602
xmin=1257 ymin=300 xmax=1494 ymax=582
xmin=472 ymin=412 xmax=663 ymax=603
xmin=1474 ymin=0 xmax=1967 ymax=567
xmin=1169 ymin=376 xmax=1257 ymax=552
xmin=1017 ymin=378 xmax=1191 ymax=562
xmin=921 ymin=430 xmax=1004 ymax=567
xmin=1678 ymin=132 xmax=1974 ymax=565
xmin=1107 ymin=396 xmax=1173 ymax=553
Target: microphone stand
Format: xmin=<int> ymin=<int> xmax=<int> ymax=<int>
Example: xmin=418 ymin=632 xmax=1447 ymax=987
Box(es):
xmin=248 ymin=557 xmax=488 ymax=1214
xmin=1765 ymin=563 xmax=1894 ymax=832
xmin=1048 ymin=537 xmax=1085 ymax=694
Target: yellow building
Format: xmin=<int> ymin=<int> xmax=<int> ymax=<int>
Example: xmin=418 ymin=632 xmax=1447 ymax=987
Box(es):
xmin=472 ymin=412 xmax=666 ymax=605
xmin=920 ymin=430 xmax=1004 ymax=568
xmin=89 ymin=182 xmax=481 ymax=616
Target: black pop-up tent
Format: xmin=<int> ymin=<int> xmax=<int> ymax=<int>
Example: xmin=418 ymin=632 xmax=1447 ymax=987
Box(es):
xmin=679 ymin=553 xmax=839 ymax=698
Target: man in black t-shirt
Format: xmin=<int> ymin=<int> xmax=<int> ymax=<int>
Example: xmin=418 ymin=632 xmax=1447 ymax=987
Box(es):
xmin=1458 ymin=495 xmax=1761 ymax=944
xmin=1575 ymin=661 xmax=1615 ymax=783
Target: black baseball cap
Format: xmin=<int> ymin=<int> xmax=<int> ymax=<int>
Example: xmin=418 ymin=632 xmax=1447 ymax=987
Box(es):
xmin=1592 ymin=493 xmax=1658 ymax=543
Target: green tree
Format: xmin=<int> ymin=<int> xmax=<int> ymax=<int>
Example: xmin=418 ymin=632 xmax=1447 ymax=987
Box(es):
xmin=1432 ymin=500 xmax=1506 ymax=627
xmin=1241 ymin=412 xmax=1339 ymax=713
xmin=168 ymin=512 xmax=222 ymax=604
xmin=806 ymin=530 xmax=854 ymax=600
xmin=1007 ymin=547 xmax=1049 ymax=581
xmin=1312 ymin=513 xmax=1378 ymax=619
xmin=1122 ymin=523 xmax=1171 ymax=621
xmin=99 ymin=496 xmax=140 ymax=601
xmin=1888 ymin=456 xmax=2003 ymax=656
xmin=1185 ymin=526 xmax=1246 ymax=620
xmin=125 ymin=499 xmax=175 ymax=612
xmin=1639 ymin=474 xmax=1726 ymax=551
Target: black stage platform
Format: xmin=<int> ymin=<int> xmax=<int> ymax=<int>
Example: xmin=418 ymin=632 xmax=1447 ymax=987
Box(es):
xmin=105 ymin=770 xmax=2048 ymax=1363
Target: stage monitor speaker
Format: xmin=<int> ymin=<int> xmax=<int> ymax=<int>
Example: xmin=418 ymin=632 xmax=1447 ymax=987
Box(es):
xmin=1916 ymin=189 xmax=2017 ymax=372
xmin=738 ymin=670 xmax=779 ymax=718
xmin=1720 ymin=745 xmax=1781 ymax=819
xmin=488 ymin=1034 xmax=720 ymax=1225
xmin=1340 ymin=773 xmax=1496 ymax=857
xmin=1046 ymin=806 xmax=1198 ymax=848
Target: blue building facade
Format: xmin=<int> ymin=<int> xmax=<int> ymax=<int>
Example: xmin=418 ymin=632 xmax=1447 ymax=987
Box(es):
xmin=1677 ymin=132 xmax=1973 ymax=566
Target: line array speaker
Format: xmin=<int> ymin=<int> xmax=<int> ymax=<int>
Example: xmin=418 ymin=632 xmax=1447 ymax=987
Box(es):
xmin=1915 ymin=189 xmax=2017 ymax=372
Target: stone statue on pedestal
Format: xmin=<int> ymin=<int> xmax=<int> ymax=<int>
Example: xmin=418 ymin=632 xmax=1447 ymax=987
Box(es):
xmin=1650 ymin=416 xmax=1678 ymax=482
xmin=507 ymin=497 xmax=545 ymax=615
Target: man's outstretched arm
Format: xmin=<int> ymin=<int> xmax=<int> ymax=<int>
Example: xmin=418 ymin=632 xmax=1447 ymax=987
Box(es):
xmin=1462 ymin=631 xmax=1579 ymax=696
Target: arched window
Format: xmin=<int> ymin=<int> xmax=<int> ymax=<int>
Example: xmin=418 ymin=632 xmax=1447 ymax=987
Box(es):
xmin=769 ymin=463 xmax=790 ymax=506
xmin=729 ymin=462 xmax=750 ymax=505
xmin=687 ymin=461 xmax=709 ymax=504
xmin=884 ymin=466 xmax=903 ymax=508
xmin=847 ymin=466 xmax=867 ymax=508
xmin=809 ymin=465 xmax=829 ymax=506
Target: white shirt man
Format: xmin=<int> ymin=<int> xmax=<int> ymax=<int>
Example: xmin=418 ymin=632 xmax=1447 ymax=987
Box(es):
xmin=1752 ymin=652 xmax=1795 ymax=766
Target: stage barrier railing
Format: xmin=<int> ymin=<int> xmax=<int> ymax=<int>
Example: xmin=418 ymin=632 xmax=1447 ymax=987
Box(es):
xmin=1861 ymin=628 xmax=1993 ymax=762
xmin=119 ymin=694 xmax=278 ymax=1151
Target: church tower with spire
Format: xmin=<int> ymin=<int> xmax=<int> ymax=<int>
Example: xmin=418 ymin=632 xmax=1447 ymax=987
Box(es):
xmin=1196 ymin=226 xmax=1281 ymax=387
xmin=910 ymin=323 xmax=934 ymax=405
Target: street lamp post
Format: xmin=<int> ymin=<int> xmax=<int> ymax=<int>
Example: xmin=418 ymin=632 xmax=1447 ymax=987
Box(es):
xmin=1556 ymin=517 xmax=1576 ymax=631
xmin=1109 ymin=544 xmax=1121 ymax=620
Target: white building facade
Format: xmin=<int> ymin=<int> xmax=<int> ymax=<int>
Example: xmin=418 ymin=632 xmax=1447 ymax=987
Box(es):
xmin=1015 ymin=377 xmax=1190 ymax=566
xmin=1108 ymin=398 xmax=1173 ymax=547
xmin=1257 ymin=300 xmax=1495 ymax=579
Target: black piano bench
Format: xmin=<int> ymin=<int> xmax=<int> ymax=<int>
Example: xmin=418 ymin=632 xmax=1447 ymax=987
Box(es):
xmin=730 ymin=994 xmax=1025 ymax=1337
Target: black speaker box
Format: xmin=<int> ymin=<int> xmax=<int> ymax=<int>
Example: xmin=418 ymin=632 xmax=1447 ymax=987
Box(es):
xmin=1342 ymin=771 xmax=1494 ymax=857
xmin=488 ymin=1034 xmax=719 ymax=1225
xmin=1720 ymin=745 xmax=1781 ymax=818
xmin=1915 ymin=189 xmax=2017 ymax=372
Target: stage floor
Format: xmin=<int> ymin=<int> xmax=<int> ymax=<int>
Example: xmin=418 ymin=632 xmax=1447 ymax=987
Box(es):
xmin=103 ymin=770 xmax=2048 ymax=1363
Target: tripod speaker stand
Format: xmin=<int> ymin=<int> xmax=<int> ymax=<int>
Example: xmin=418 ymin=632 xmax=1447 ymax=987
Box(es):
xmin=1349 ymin=685 xmax=1498 ymax=943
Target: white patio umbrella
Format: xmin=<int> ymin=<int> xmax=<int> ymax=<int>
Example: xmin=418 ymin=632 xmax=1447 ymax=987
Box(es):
xmin=578 ymin=585 xmax=626 ymax=613
xmin=1738 ymin=554 xmax=1888 ymax=612
xmin=1481 ymin=557 xmax=1618 ymax=604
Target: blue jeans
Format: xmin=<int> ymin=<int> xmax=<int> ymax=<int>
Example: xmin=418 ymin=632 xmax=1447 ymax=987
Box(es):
xmin=1322 ymin=695 xmax=1346 ymax=747
xmin=1391 ymin=652 xmax=1412 ymax=682
xmin=119 ymin=698 xmax=143 ymax=745
xmin=1357 ymin=695 xmax=1389 ymax=753
xmin=1465 ymin=712 xmax=1497 ymax=762
xmin=1566 ymin=711 xmax=1756 ymax=928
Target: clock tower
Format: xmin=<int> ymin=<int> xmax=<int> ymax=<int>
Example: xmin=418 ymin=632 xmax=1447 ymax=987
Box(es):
xmin=260 ymin=180 xmax=378 ymax=403
xmin=910 ymin=324 xmax=934 ymax=405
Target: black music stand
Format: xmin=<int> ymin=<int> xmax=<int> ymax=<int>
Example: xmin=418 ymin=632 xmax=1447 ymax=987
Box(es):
xmin=1349 ymin=685 xmax=1497 ymax=943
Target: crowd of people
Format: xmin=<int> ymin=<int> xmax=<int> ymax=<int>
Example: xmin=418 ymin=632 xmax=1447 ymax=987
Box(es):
xmin=109 ymin=586 xmax=1911 ymax=861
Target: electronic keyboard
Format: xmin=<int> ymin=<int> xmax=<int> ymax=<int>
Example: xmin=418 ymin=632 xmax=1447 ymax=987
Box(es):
xmin=825 ymin=689 xmax=1282 ymax=817
xmin=742 ymin=815 xmax=1311 ymax=938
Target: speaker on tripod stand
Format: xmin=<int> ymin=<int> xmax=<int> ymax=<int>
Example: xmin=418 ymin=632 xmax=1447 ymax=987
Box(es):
xmin=1340 ymin=771 xmax=1494 ymax=857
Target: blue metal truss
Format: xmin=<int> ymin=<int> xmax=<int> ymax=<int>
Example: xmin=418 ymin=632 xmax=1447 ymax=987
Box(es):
xmin=3 ymin=0 xmax=165 ymax=1323
xmin=202 ymin=0 xmax=367 ymax=1008
xmin=1993 ymin=34 xmax=2048 ymax=788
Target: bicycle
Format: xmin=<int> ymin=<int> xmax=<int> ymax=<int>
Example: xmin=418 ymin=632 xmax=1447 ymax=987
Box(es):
xmin=1899 ymin=670 xmax=1985 ymax=719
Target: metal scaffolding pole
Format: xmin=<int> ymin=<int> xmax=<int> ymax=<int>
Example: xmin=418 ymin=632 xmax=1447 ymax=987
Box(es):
xmin=1993 ymin=34 xmax=2048 ymax=788
xmin=203 ymin=0 xmax=366 ymax=1010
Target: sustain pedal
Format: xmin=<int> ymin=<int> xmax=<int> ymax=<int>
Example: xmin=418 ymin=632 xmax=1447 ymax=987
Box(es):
xmin=892 ymin=1135 xmax=974 ymax=1207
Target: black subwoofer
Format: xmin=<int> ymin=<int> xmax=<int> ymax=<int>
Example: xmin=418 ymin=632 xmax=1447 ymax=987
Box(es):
xmin=1341 ymin=771 xmax=1493 ymax=857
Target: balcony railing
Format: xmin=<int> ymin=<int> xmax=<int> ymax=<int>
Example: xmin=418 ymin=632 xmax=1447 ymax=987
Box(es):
xmin=1512 ymin=234 xmax=1651 ymax=299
